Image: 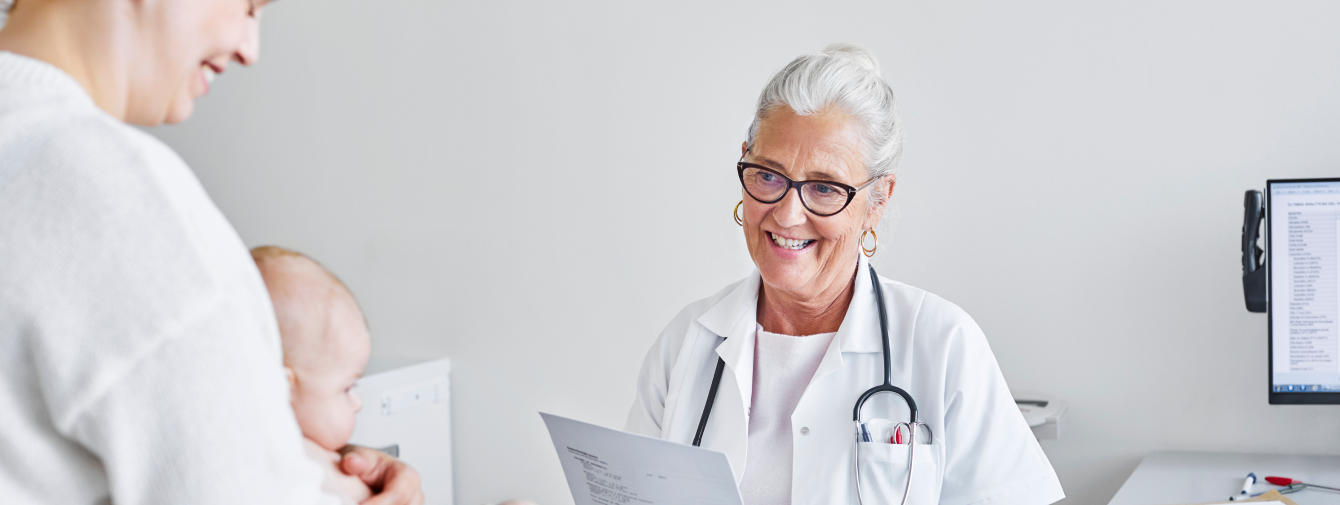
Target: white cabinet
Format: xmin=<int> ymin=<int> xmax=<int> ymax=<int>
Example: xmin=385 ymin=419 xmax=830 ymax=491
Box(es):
xmin=350 ymin=357 xmax=453 ymax=505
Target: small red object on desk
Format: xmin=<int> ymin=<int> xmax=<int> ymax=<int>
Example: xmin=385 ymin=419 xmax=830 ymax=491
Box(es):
xmin=1266 ymin=476 xmax=1340 ymax=493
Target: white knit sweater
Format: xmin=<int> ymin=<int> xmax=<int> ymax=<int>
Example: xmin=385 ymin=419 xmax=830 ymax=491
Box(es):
xmin=0 ymin=51 xmax=337 ymax=505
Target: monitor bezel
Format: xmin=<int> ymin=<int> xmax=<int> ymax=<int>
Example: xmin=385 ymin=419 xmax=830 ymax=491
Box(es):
xmin=1266 ymin=177 xmax=1340 ymax=405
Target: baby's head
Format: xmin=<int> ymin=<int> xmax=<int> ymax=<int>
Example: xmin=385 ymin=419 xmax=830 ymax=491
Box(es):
xmin=252 ymin=246 xmax=370 ymax=452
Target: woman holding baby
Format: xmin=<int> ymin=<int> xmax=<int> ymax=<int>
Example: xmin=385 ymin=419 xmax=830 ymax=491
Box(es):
xmin=0 ymin=1 xmax=1061 ymax=504
xmin=0 ymin=0 xmax=421 ymax=504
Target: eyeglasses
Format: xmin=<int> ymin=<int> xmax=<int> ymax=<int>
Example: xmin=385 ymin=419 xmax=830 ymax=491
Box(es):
xmin=737 ymin=162 xmax=878 ymax=217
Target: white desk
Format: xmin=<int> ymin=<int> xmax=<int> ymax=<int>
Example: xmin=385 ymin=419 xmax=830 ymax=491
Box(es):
xmin=1108 ymin=451 xmax=1340 ymax=505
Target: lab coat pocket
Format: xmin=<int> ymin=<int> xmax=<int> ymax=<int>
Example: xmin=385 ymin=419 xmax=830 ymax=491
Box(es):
xmin=854 ymin=441 xmax=942 ymax=505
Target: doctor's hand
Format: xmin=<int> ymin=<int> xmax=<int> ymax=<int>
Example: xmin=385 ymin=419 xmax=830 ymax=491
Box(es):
xmin=338 ymin=445 xmax=425 ymax=505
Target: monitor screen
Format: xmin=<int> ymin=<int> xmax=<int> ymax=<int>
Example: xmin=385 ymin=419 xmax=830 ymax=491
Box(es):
xmin=1268 ymin=178 xmax=1340 ymax=404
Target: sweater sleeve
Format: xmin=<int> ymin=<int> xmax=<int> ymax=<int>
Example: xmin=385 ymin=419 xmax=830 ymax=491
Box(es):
xmin=62 ymin=296 xmax=338 ymax=505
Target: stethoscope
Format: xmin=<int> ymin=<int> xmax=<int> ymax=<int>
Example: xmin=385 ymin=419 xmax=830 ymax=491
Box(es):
xmin=691 ymin=264 xmax=929 ymax=505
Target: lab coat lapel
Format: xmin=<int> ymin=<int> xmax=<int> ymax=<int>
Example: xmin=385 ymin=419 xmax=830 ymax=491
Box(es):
xmin=694 ymin=270 xmax=760 ymax=482
xmin=813 ymin=254 xmax=883 ymax=382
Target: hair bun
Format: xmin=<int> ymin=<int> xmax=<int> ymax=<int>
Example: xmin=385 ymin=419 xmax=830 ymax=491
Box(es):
xmin=823 ymin=42 xmax=880 ymax=74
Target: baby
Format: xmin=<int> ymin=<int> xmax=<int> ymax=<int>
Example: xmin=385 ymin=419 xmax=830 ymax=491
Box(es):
xmin=252 ymin=246 xmax=373 ymax=504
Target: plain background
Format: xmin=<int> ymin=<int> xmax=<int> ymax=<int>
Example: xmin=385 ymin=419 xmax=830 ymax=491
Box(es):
xmin=150 ymin=1 xmax=1340 ymax=504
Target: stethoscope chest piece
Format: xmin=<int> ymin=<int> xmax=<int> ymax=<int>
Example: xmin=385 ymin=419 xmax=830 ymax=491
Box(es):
xmin=853 ymin=415 xmax=932 ymax=505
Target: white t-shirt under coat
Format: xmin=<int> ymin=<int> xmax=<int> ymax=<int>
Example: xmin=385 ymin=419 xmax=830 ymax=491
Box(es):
xmin=739 ymin=325 xmax=837 ymax=505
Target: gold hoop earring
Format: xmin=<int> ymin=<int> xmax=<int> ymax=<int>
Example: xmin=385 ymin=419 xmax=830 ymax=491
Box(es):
xmin=860 ymin=230 xmax=878 ymax=257
xmin=733 ymin=200 xmax=744 ymax=226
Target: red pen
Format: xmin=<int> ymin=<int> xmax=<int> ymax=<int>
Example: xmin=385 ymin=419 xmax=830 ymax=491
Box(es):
xmin=894 ymin=426 xmax=903 ymax=444
xmin=1267 ymin=476 xmax=1340 ymax=492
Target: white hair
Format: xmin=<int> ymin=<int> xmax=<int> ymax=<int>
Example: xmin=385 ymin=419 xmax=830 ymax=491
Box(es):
xmin=746 ymin=42 xmax=903 ymax=203
xmin=0 ymin=0 xmax=10 ymax=28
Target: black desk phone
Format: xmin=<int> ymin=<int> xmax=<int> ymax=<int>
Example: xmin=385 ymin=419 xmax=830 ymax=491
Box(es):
xmin=1241 ymin=190 xmax=1267 ymax=313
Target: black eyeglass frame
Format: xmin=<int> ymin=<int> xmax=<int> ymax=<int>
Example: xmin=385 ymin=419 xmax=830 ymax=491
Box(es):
xmin=736 ymin=161 xmax=879 ymax=217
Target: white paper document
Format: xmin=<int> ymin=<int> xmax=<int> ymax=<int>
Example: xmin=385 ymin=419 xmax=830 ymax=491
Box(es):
xmin=540 ymin=412 xmax=743 ymax=505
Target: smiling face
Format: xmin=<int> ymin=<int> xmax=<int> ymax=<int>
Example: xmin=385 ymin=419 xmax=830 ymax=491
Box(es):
xmin=126 ymin=0 xmax=263 ymax=125
xmin=741 ymin=106 xmax=893 ymax=301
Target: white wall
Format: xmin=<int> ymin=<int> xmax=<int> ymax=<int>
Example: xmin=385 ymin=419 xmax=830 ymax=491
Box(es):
xmin=151 ymin=1 xmax=1340 ymax=503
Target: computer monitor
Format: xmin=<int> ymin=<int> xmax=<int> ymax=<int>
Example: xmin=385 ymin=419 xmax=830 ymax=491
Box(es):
xmin=1268 ymin=178 xmax=1340 ymax=404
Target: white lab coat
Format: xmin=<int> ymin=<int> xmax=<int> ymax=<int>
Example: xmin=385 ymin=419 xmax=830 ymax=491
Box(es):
xmin=625 ymin=254 xmax=1065 ymax=505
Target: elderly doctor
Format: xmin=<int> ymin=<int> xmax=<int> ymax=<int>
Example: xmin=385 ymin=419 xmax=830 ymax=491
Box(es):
xmin=625 ymin=43 xmax=1064 ymax=505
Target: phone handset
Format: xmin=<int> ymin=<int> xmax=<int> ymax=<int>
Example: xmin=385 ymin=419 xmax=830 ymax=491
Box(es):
xmin=1242 ymin=190 xmax=1267 ymax=313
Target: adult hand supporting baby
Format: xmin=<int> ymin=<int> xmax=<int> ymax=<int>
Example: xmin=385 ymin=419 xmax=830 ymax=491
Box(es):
xmin=340 ymin=445 xmax=425 ymax=505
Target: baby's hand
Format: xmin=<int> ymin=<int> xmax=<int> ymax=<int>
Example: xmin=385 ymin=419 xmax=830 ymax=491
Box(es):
xmin=304 ymin=438 xmax=372 ymax=504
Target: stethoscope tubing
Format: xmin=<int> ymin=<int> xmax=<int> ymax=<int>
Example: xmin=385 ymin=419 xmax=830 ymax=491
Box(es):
xmin=853 ymin=265 xmax=922 ymax=505
xmin=692 ymin=357 xmax=726 ymax=447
